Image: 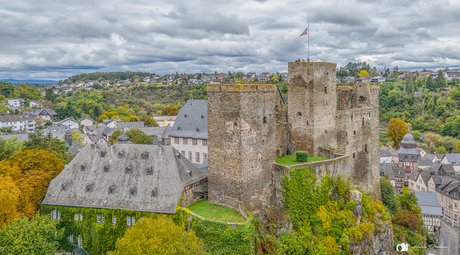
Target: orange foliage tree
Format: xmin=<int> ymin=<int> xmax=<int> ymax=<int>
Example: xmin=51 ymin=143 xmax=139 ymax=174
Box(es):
xmin=387 ymin=118 xmax=407 ymax=149
xmin=0 ymin=149 xmax=65 ymax=223
xmin=0 ymin=175 xmax=21 ymax=227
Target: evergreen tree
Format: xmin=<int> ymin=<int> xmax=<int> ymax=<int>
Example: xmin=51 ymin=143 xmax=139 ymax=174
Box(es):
xmin=436 ymin=70 xmax=446 ymax=89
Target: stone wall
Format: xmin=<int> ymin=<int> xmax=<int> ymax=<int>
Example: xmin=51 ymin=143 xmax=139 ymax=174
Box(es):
xmin=207 ymin=84 xmax=277 ymax=212
xmin=275 ymin=88 xmax=289 ymax=157
xmin=336 ymin=83 xmax=381 ymax=198
xmin=181 ymin=178 xmax=207 ymax=207
xmin=288 ymin=62 xmax=337 ymax=156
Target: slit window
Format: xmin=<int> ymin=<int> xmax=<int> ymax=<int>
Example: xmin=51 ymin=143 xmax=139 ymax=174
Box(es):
xmin=324 ymin=87 xmax=327 ymax=94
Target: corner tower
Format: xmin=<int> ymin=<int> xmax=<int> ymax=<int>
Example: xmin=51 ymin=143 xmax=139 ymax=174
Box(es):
xmin=207 ymin=84 xmax=277 ymax=212
xmin=288 ymin=62 xmax=337 ymax=155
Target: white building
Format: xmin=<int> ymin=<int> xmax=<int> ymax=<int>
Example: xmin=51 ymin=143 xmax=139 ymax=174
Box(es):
xmin=168 ymin=100 xmax=207 ymax=165
xmin=8 ymin=99 xmax=24 ymax=108
xmin=153 ymin=116 xmax=176 ymax=127
xmin=59 ymin=118 xmax=80 ymax=129
xmin=0 ymin=113 xmax=35 ymax=132
xmin=79 ymin=117 xmax=94 ymax=127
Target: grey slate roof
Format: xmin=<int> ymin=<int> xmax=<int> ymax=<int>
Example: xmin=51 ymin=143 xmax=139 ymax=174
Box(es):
xmin=117 ymin=122 xmax=145 ymax=130
xmin=401 ymin=130 xmax=416 ymax=144
xmin=46 ymin=123 xmax=71 ymax=131
xmin=437 ymin=176 xmax=460 ymax=200
xmin=0 ymin=133 xmax=29 ymax=142
xmin=442 ymin=153 xmax=460 ymax=166
xmin=393 ymin=187 xmax=401 ymax=195
xmin=84 ymin=124 xmax=107 ymax=134
xmin=380 ymin=163 xmax=395 ymax=180
xmin=42 ymin=144 xmax=208 ymax=213
xmin=393 ymin=165 xmax=405 ymax=178
xmin=418 ymin=158 xmax=434 ymax=166
xmin=423 ymin=153 xmax=438 ymax=162
xmin=41 ymin=128 xmax=82 ymax=140
xmin=102 ymin=127 xmax=118 ymax=137
xmin=430 ymin=164 xmax=455 ymax=175
xmin=0 ymin=113 xmax=34 ymax=122
xmin=79 ymin=117 xmax=94 ymax=124
xmin=410 ymin=170 xmax=432 ymax=184
xmin=380 ymin=149 xmax=391 ymax=158
xmin=413 ymin=191 xmax=443 ymax=216
xmin=66 ymin=140 xmax=83 ymax=155
xmin=33 ymin=108 xmax=57 ymax=117
xmin=138 ymin=127 xmax=166 ymax=136
xmin=86 ymin=133 xmax=103 ymax=143
xmin=168 ymin=100 xmax=208 ymax=139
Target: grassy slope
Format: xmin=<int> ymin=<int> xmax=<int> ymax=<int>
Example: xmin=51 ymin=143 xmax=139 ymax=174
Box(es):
xmin=276 ymin=154 xmax=329 ymax=166
xmin=187 ymin=200 xmax=247 ymax=223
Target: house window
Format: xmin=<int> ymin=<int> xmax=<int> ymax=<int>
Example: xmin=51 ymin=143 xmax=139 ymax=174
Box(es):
xmin=353 ymin=130 xmax=356 ymax=135
xmin=422 ymin=187 xmax=425 ymax=191
xmin=419 ymin=179 xmax=422 ymax=183
xmin=112 ymin=216 xmax=117 ymax=225
xmin=196 ymin=152 xmax=200 ymax=163
xmin=455 ymin=214 xmax=458 ymax=219
xmin=181 ymin=150 xmax=185 ymax=156
xmin=51 ymin=210 xmax=61 ymax=220
xmin=69 ymin=234 xmax=74 ymax=243
xmin=430 ymin=183 xmax=434 ymax=188
xmin=454 ymin=203 xmax=457 ymax=210
xmin=78 ymin=236 xmax=82 ymax=248
xmin=411 ymin=182 xmax=414 ymax=187
xmin=188 ymin=151 xmax=192 ymax=161
xmin=174 ymin=137 xmax=179 ymax=144
xmin=192 ymin=139 xmax=197 ymax=145
xmin=127 ymin=216 xmax=135 ymax=226
xmin=204 ymin=153 xmax=208 ymax=160
xmin=74 ymin=213 xmax=83 ymax=221
xmin=416 ymin=185 xmax=420 ymax=190
xmin=183 ymin=138 xmax=188 ymax=145
xmin=97 ymin=214 xmax=105 ymax=223
xmin=202 ymin=139 xmax=207 ymax=146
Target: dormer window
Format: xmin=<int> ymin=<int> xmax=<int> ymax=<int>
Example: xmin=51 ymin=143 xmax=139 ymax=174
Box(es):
xmin=80 ymin=165 xmax=86 ymax=171
xmin=118 ymin=151 xmax=124 ymax=159
xmin=100 ymin=151 xmax=106 ymax=157
xmin=178 ymin=126 xmax=181 ymax=130
xmin=141 ymin=152 xmax=149 ymax=159
xmin=196 ymin=128 xmax=200 ymax=132
xmin=455 ymin=193 xmax=458 ymax=197
xmin=104 ymin=165 xmax=109 ymax=172
xmin=130 ymin=188 xmax=137 ymax=196
xmin=86 ymin=184 xmax=93 ymax=193
xmin=108 ymin=186 xmax=115 ymax=194
xmin=151 ymin=189 xmax=158 ymax=197
xmin=201 ymin=115 xmax=204 ymax=119
xmin=61 ymin=183 xmax=67 ymax=191
xmin=146 ymin=168 xmax=153 ymax=175
xmin=125 ymin=167 xmax=132 ymax=174
xmin=184 ymin=114 xmax=187 ymax=118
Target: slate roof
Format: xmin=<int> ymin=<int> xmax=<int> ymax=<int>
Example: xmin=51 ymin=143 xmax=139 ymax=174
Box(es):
xmin=423 ymin=153 xmax=439 ymax=162
xmin=0 ymin=133 xmax=29 ymax=142
xmin=41 ymin=128 xmax=82 ymax=140
xmin=393 ymin=187 xmax=401 ymax=195
xmin=168 ymin=100 xmax=208 ymax=139
xmin=33 ymin=108 xmax=57 ymax=116
xmin=437 ymin=176 xmax=460 ymax=200
xmin=442 ymin=153 xmax=460 ymax=166
xmin=66 ymin=140 xmax=83 ymax=155
xmin=0 ymin=113 xmax=34 ymax=122
xmin=46 ymin=123 xmax=71 ymax=131
xmin=102 ymin=127 xmax=118 ymax=137
xmin=85 ymin=133 xmax=104 ymax=143
xmin=401 ymin=130 xmax=416 ymax=144
xmin=393 ymin=165 xmax=405 ymax=178
xmin=84 ymin=124 xmax=107 ymax=134
xmin=79 ymin=117 xmax=94 ymax=124
xmin=380 ymin=163 xmax=395 ymax=180
xmin=409 ymin=170 xmax=432 ymax=184
xmin=58 ymin=118 xmax=79 ymax=124
xmin=42 ymin=144 xmax=208 ymax=213
xmin=429 ymin=175 xmax=443 ymax=186
xmin=380 ymin=149 xmax=391 ymax=158
xmin=117 ymin=122 xmax=145 ymax=130
xmin=418 ymin=158 xmax=434 ymax=167
xmin=413 ymin=191 xmax=443 ymax=216
xmin=103 ymin=119 xmax=120 ymax=124
xmin=430 ymin=164 xmax=456 ymax=175
xmin=138 ymin=127 xmax=166 ymax=136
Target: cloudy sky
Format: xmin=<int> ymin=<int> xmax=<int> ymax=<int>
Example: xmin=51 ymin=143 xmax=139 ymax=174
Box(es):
xmin=1 ymin=0 xmax=459 ymax=81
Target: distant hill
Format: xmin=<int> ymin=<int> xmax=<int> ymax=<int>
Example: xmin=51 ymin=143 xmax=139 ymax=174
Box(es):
xmin=1 ymin=79 xmax=58 ymax=84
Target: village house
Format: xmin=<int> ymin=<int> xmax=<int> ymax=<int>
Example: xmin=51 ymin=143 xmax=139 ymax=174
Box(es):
xmin=413 ymin=191 xmax=442 ymax=233
xmin=7 ymin=98 xmax=24 ymax=108
xmin=32 ymin=108 xmax=57 ymax=121
xmin=29 ymin=100 xmax=40 ymax=108
xmin=82 ymin=133 xmax=107 ymax=145
xmin=59 ymin=118 xmax=80 ymax=129
xmin=79 ymin=117 xmax=94 ymax=127
xmin=436 ymin=176 xmax=460 ymax=227
xmin=168 ymin=100 xmax=208 ymax=165
xmin=408 ymin=169 xmax=431 ymax=192
xmin=153 ymin=116 xmax=176 ymax=127
xmin=441 ymin=153 xmax=460 ymax=174
xmin=0 ymin=113 xmax=35 ymax=132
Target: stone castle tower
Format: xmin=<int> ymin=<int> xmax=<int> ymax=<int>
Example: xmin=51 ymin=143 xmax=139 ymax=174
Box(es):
xmin=288 ymin=62 xmax=338 ymax=155
xmin=207 ymin=84 xmax=279 ymax=211
xmin=207 ymin=61 xmax=380 ymax=212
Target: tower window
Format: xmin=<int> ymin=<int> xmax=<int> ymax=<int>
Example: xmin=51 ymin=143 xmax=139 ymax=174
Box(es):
xmin=354 ymin=130 xmax=356 ymax=135
xmin=365 ymin=144 xmax=367 ymax=152
xmin=324 ymin=87 xmax=327 ymax=94
xmin=369 ymin=110 xmax=371 ymax=117
xmin=351 ymin=114 xmax=353 ymax=120
xmin=353 ymin=153 xmax=355 ymax=158
xmin=263 ymin=116 xmax=267 ymax=124
xmin=297 ymin=112 xmax=302 ymax=116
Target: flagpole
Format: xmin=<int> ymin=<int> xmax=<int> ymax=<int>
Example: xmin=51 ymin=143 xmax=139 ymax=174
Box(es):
xmin=307 ymin=23 xmax=310 ymax=62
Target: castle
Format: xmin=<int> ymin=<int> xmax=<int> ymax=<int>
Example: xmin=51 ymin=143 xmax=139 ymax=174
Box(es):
xmin=207 ymin=61 xmax=380 ymax=212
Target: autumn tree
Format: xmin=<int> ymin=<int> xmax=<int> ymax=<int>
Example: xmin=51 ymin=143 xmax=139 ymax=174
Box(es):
xmin=0 ymin=175 xmax=21 ymax=227
xmin=144 ymin=116 xmax=159 ymax=127
xmin=112 ymin=216 xmax=207 ymax=255
xmin=359 ymin=70 xmax=369 ymax=77
xmin=387 ymin=118 xmax=407 ymax=149
xmin=0 ymin=214 xmax=63 ymax=255
xmin=161 ymin=106 xmax=178 ymax=116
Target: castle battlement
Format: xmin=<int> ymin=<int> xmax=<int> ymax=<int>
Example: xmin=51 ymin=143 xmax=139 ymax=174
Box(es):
xmin=207 ymin=84 xmax=276 ymax=93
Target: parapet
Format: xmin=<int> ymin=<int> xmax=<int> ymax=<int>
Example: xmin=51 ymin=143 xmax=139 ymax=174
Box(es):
xmin=288 ymin=61 xmax=337 ymax=70
xmin=207 ymin=84 xmax=276 ymax=93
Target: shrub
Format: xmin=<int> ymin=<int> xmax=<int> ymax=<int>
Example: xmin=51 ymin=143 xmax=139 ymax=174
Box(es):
xmin=295 ymin=151 xmax=309 ymax=163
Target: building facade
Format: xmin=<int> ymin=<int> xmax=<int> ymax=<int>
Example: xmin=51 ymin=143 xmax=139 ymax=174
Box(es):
xmin=168 ymin=100 xmax=208 ymax=165
xmin=436 ymin=176 xmax=460 ymax=227
xmin=0 ymin=113 xmax=35 ymax=132
xmin=398 ymin=130 xmax=419 ymax=182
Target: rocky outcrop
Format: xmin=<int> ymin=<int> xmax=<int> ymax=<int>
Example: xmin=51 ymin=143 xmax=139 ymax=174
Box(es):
xmin=350 ymin=222 xmax=394 ymax=255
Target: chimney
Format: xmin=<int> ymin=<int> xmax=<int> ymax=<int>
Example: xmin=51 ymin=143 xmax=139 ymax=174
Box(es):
xmin=65 ymin=130 xmax=72 ymax=146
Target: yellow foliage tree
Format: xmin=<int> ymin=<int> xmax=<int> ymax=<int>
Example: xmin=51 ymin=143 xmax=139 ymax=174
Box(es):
xmin=387 ymin=118 xmax=408 ymax=150
xmin=456 ymin=141 xmax=460 ymax=153
xmin=359 ymin=70 xmax=369 ymax=77
xmin=144 ymin=116 xmax=159 ymax=127
xmin=112 ymin=216 xmax=208 ymax=255
xmin=124 ymin=104 xmax=129 ymax=109
xmin=0 ymin=175 xmax=21 ymax=227
xmin=99 ymin=114 xmax=108 ymax=122
xmin=0 ymin=149 xmax=64 ymax=215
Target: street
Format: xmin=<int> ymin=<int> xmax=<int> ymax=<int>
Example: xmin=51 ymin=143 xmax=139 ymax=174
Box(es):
xmin=427 ymin=220 xmax=459 ymax=255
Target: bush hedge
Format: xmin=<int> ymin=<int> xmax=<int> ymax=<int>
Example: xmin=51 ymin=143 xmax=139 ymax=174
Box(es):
xmin=295 ymin=151 xmax=309 ymax=163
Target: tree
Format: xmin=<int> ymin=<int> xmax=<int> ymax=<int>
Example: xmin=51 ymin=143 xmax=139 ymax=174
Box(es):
xmin=0 ymin=81 xmax=15 ymax=98
xmin=112 ymin=216 xmax=207 ymax=255
xmin=0 ymin=214 xmax=63 ymax=255
xmin=161 ymin=106 xmax=178 ymax=116
xmin=109 ymin=130 xmax=122 ymax=143
xmin=144 ymin=116 xmax=159 ymax=127
xmin=45 ymin=88 xmax=56 ymax=103
xmin=397 ymin=187 xmax=422 ymax=217
xmin=124 ymin=104 xmax=129 ymax=109
xmin=71 ymin=131 xmax=83 ymax=142
xmin=436 ymin=146 xmax=447 ymax=154
xmin=0 ymin=175 xmax=21 ymax=227
xmin=0 ymin=136 xmax=24 ymax=161
xmin=380 ymin=175 xmax=401 ymax=215
xmin=436 ymin=70 xmax=446 ymax=88
xmin=23 ymin=132 xmax=73 ymax=164
xmin=359 ymin=70 xmax=369 ymax=77
xmin=125 ymin=128 xmax=153 ymax=144
xmin=387 ymin=118 xmax=407 ymax=149
xmin=426 ymin=75 xmax=436 ymax=91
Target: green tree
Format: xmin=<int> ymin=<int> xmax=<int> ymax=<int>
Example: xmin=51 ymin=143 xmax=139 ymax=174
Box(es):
xmin=436 ymin=70 xmax=446 ymax=88
xmin=71 ymin=131 xmax=83 ymax=142
xmin=436 ymin=146 xmax=447 ymax=154
xmin=45 ymin=88 xmax=56 ymax=103
xmin=0 ymin=214 xmax=63 ymax=255
xmin=113 ymin=216 xmax=207 ymax=255
xmin=426 ymin=75 xmax=436 ymax=91
xmin=144 ymin=116 xmax=159 ymax=127
xmin=387 ymin=118 xmax=407 ymax=149
xmin=0 ymin=136 xmax=24 ymax=161
xmin=23 ymin=132 xmax=74 ymax=164
xmin=125 ymin=128 xmax=153 ymax=144
xmin=109 ymin=130 xmax=122 ymax=143
xmin=380 ymin=175 xmax=401 ymax=215
xmin=0 ymin=81 xmax=15 ymax=98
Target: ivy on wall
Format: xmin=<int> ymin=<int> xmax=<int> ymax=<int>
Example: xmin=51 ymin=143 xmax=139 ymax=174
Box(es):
xmin=41 ymin=205 xmax=188 ymax=255
xmin=190 ymin=215 xmax=255 ymax=255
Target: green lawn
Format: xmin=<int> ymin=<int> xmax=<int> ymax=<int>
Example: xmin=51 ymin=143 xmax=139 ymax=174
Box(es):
xmin=186 ymin=200 xmax=247 ymax=223
xmin=276 ymin=154 xmax=329 ymax=166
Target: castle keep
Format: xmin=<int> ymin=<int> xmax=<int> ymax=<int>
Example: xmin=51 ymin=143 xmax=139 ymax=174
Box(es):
xmin=208 ymin=61 xmax=380 ymax=212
